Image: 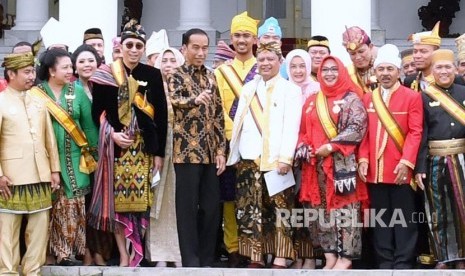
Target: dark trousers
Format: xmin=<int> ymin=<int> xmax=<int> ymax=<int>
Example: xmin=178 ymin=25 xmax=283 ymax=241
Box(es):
xmin=368 ymin=183 xmax=418 ymax=269
xmin=175 ymin=163 xmax=221 ymax=267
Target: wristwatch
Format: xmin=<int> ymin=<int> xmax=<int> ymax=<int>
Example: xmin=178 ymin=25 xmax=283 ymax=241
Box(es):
xmin=326 ymin=144 xmax=333 ymax=152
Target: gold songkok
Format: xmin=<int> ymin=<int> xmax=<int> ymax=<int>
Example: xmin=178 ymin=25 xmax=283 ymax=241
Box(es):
xmin=401 ymin=48 xmax=414 ymax=64
xmin=431 ymin=49 xmax=455 ymax=64
xmin=2 ymin=52 xmax=35 ymax=70
xmin=408 ymin=21 xmax=441 ymax=47
xmin=257 ymin=41 xmax=282 ymax=58
xmin=308 ymin=39 xmax=329 ymax=49
xmin=455 ymin=33 xmax=465 ymax=61
xmin=231 ymin=11 xmax=259 ymax=36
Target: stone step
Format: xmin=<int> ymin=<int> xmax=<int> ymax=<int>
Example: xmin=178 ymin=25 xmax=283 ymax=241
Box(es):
xmin=40 ymin=266 xmax=465 ymax=276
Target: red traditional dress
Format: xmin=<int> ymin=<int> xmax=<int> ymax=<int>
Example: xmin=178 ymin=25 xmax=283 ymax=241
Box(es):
xmin=298 ymin=56 xmax=368 ymax=259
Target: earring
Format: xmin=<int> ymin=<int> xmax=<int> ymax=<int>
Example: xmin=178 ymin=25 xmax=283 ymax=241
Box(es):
xmin=51 ymin=74 xmax=55 ymax=77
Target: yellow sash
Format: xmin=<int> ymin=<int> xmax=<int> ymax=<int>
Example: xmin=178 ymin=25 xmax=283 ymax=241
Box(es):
xmin=219 ymin=64 xmax=264 ymax=135
xmin=424 ymin=85 xmax=465 ymax=126
xmin=348 ymin=64 xmax=372 ymax=94
xmin=134 ymin=92 xmax=155 ymax=120
xmin=316 ymin=91 xmax=338 ymax=139
xmin=218 ymin=65 xmax=243 ymax=99
xmin=112 ymin=59 xmax=155 ymax=123
xmin=29 ymin=86 xmax=97 ymax=174
xmin=372 ymin=88 xmax=406 ymax=152
xmin=410 ymin=72 xmax=434 ymax=92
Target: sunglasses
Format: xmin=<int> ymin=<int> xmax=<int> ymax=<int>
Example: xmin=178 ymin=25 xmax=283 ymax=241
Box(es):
xmin=124 ymin=42 xmax=144 ymax=50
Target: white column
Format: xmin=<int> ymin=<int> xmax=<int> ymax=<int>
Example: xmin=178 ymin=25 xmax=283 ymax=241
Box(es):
xmin=311 ymin=0 xmax=371 ymax=65
xmin=178 ymin=0 xmax=213 ymax=30
xmin=13 ymin=0 xmax=49 ymax=30
xmin=59 ymin=0 xmax=118 ymax=64
xmin=371 ymin=0 xmax=380 ymax=29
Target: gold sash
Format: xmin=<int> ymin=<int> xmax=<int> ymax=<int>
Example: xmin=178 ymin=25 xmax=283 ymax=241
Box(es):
xmin=220 ymin=64 xmax=264 ymax=135
xmin=424 ymin=85 xmax=465 ymax=126
xmin=218 ymin=65 xmax=243 ymax=99
xmin=29 ymin=86 xmax=97 ymax=174
xmin=372 ymin=88 xmax=406 ymax=152
xmin=111 ymin=59 xmax=155 ymax=125
xmin=316 ymin=91 xmax=338 ymax=139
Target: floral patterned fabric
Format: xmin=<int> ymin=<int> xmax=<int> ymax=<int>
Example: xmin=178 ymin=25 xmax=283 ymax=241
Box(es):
xmin=235 ymin=160 xmax=295 ymax=262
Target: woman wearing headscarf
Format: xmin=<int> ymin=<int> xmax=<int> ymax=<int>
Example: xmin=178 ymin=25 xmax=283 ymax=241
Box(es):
xmin=285 ymin=49 xmax=320 ymax=101
xmin=296 ymin=55 xmax=368 ymax=269
xmin=145 ymin=47 xmax=184 ymax=267
xmin=285 ymin=49 xmax=320 ymax=269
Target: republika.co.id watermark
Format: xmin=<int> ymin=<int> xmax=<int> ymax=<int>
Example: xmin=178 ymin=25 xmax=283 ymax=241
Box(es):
xmin=275 ymin=208 xmax=436 ymax=228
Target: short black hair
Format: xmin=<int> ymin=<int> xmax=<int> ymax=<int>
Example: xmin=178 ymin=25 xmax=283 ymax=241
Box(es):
xmin=12 ymin=41 xmax=33 ymax=53
xmin=182 ymin=28 xmax=209 ymax=46
xmin=37 ymin=48 xmax=71 ymax=81
xmin=4 ymin=68 xmax=18 ymax=82
xmin=71 ymin=44 xmax=102 ymax=77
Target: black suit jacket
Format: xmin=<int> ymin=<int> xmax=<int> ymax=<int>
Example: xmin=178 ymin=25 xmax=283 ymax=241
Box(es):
xmin=92 ymin=62 xmax=167 ymax=157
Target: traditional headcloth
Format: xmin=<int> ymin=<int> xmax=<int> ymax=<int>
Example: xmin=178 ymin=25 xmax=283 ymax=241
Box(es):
xmin=342 ymin=26 xmax=371 ymax=51
xmin=408 ymin=21 xmax=441 ymax=47
xmin=373 ymin=44 xmax=401 ymax=69
xmin=214 ymin=40 xmax=236 ymax=61
xmin=400 ymin=48 xmax=414 ymax=64
xmin=257 ymin=41 xmax=282 ymax=58
xmin=307 ymin=35 xmax=330 ymax=51
xmin=455 ymin=33 xmax=465 ymax=61
xmin=154 ymin=47 xmax=185 ymax=70
xmin=230 ymin=11 xmax=259 ymax=36
xmin=83 ymin=28 xmax=104 ymax=42
xmin=146 ymin=29 xmax=169 ymax=57
xmin=121 ymin=19 xmax=146 ymax=43
xmin=431 ymin=49 xmax=455 ymax=64
xmin=258 ymin=17 xmax=282 ymax=38
xmin=2 ymin=52 xmax=35 ymax=70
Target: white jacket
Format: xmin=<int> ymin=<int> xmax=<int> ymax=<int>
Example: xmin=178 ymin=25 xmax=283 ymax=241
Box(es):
xmin=227 ymin=74 xmax=302 ymax=171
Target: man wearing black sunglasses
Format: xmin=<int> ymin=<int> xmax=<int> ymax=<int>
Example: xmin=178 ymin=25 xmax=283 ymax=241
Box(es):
xmin=90 ymin=20 xmax=167 ymax=267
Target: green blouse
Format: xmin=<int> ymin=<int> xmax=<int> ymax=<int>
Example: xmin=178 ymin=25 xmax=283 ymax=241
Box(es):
xmin=42 ymin=81 xmax=98 ymax=199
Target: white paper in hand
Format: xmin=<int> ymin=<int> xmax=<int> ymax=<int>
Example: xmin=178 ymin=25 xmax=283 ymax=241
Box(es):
xmin=264 ymin=170 xmax=295 ymax=197
xmin=151 ymin=170 xmax=161 ymax=188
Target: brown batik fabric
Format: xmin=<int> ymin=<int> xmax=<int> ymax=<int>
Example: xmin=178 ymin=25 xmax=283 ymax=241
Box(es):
xmin=168 ymin=64 xmax=226 ymax=164
xmin=314 ymin=158 xmax=362 ymax=259
xmin=235 ymin=160 xmax=296 ymax=262
xmin=49 ymin=192 xmax=86 ymax=259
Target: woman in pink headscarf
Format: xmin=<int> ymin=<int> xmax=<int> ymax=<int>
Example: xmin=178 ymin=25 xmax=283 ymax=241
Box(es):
xmin=286 ymin=49 xmax=320 ymax=269
xmin=286 ymin=49 xmax=320 ymax=101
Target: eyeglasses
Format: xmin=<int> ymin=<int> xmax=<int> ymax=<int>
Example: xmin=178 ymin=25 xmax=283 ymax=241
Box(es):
xmin=124 ymin=42 xmax=144 ymax=50
xmin=321 ymin=67 xmax=339 ymax=74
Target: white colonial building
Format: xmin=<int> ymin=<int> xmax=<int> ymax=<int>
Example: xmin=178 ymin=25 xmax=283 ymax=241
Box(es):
xmin=1 ymin=0 xmax=464 ymax=65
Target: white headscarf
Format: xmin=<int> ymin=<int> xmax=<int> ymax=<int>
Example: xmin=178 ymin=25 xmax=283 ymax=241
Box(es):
xmin=285 ymin=49 xmax=320 ymax=100
xmin=154 ymin=47 xmax=185 ymax=70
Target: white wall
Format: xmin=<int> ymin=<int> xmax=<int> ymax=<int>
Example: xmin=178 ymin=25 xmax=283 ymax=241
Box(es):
xmin=60 ymin=0 xmax=118 ymax=63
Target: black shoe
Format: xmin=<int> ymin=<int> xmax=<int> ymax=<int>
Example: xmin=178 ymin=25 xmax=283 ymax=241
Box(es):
xmin=58 ymin=258 xmax=76 ymax=266
xmin=228 ymin=252 xmax=241 ymax=268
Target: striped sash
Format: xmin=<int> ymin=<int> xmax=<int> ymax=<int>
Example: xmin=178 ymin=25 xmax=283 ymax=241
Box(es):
xmin=372 ymin=88 xmax=406 ymax=152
